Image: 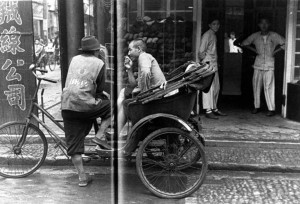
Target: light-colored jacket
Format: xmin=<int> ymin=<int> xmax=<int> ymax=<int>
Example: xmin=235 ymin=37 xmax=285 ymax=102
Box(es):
xmin=61 ymin=54 xmax=104 ymax=112
xmin=199 ymin=29 xmax=218 ymax=70
xmin=242 ymin=31 xmax=285 ymax=70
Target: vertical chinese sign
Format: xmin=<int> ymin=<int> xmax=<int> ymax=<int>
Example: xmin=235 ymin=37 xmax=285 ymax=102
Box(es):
xmin=0 ymin=0 xmax=36 ymax=124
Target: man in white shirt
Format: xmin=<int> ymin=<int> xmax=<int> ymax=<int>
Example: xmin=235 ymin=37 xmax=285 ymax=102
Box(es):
xmin=241 ymin=18 xmax=285 ymax=116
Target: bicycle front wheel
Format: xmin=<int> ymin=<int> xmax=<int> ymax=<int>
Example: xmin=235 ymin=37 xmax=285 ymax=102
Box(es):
xmin=0 ymin=122 xmax=48 ymax=178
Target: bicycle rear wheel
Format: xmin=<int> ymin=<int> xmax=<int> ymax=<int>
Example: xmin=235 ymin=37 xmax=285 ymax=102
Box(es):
xmin=0 ymin=122 xmax=48 ymax=178
xmin=136 ymin=127 xmax=207 ymax=199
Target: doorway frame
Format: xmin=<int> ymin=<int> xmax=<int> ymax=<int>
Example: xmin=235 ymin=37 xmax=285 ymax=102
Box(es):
xmin=282 ymin=0 xmax=298 ymax=117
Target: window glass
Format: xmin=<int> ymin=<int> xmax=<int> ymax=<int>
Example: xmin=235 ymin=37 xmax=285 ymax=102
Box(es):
xmin=296 ymin=40 xmax=300 ymax=52
xmin=296 ymin=27 xmax=300 ymax=38
xmin=244 ymin=0 xmax=254 ymax=8
xmin=295 ymin=54 xmax=300 ymax=67
xmin=170 ymin=0 xmax=193 ymax=10
xmin=170 ymin=12 xmax=193 ymax=21
xmin=256 ymin=0 xmax=272 ymax=7
xmin=144 ymin=12 xmax=167 ymax=20
xmin=297 ymin=13 xmax=300 ymax=25
xmin=128 ymin=12 xmax=138 ymax=24
xmin=204 ymin=0 xmax=220 ymax=8
xmin=125 ymin=0 xmax=195 ymax=73
xmin=144 ymin=0 xmax=167 ymax=11
xmin=129 ymin=0 xmax=137 ymax=11
xmin=295 ymin=67 xmax=300 ymax=80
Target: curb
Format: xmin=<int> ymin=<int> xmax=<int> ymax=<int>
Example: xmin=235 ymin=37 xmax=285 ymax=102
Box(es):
xmin=3 ymin=137 xmax=300 ymax=173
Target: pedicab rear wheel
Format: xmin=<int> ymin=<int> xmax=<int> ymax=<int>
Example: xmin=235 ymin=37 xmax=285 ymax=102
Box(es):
xmin=136 ymin=127 xmax=207 ymax=199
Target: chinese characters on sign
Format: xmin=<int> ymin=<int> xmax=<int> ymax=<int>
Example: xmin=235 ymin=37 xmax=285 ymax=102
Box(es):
xmin=0 ymin=1 xmax=22 ymax=25
xmin=0 ymin=1 xmax=26 ymax=111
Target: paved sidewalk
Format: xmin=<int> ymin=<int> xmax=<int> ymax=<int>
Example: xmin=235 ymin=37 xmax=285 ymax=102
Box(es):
xmin=201 ymin=107 xmax=300 ymax=142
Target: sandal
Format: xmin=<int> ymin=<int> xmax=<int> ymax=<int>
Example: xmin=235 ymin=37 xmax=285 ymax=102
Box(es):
xmin=78 ymin=175 xmax=93 ymax=187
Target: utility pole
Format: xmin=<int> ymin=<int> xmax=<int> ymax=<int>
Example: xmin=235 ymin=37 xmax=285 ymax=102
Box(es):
xmin=58 ymin=0 xmax=84 ymax=88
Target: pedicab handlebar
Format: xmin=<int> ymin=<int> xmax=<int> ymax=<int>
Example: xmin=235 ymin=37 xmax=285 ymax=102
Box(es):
xmin=29 ymin=64 xmax=58 ymax=83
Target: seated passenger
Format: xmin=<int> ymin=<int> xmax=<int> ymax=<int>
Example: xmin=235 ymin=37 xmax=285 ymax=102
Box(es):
xmin=117 ymin=39 xmax=166 ymax=135
xmin=61 ymin=36 xmax=111 ymax=187
xmin=96 ymin=39 xmax=166 ymax=149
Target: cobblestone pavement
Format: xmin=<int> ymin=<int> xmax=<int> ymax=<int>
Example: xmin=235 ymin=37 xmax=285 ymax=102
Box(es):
xmin=206 ymin=142 xmax=300 ymax=171
xmin=1 ymin=166 xmax=300 ymax=204
xmin=201 ymin=107 xmax=300 ymax=142
xmin=191 ymin=171 xmax=300 ymax=204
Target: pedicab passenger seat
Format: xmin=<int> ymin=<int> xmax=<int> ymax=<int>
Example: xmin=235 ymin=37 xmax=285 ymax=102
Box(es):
xmin=125 ymin=62 xmax=215 ymax=125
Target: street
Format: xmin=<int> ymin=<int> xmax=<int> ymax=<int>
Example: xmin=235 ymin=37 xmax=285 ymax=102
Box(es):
xmin=1 ymin=164 xmax=300 ymax=204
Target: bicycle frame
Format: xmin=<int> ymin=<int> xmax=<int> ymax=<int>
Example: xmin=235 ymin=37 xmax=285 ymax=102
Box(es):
xmin=18 ymin=75 xmax=67 ymax=155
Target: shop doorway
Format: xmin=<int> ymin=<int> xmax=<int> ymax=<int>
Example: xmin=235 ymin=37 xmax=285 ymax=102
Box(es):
xmin=202 ymin=0 xmax=287 ymax=114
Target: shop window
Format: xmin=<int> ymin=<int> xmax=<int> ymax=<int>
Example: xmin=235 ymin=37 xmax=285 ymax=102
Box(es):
xmin=144 ymin=0 xmax=167 ymax=11
xmin=296 ymin=27 xmax=300 ymax=38
xmin=204 ymin=0 xmax=221 ymax=8
xmin=275 ymin=0 xmax=287 ymax=8
xmin=255 ymin=0 xmax=273 ymax=7
xmin=244 ymin=0 xmax=254 ymax=9
xmin=296 ymin=41 xmax=300 ymax=52
xmin=295 ymin=54 xmax=300 ymax=80
xmin=143 ymin=12 xmax=167 ymax=20
xmin=297 ymin=12 xmax=300 ymax=25
xmin=125 ymin=0 xmax=195 ymax=73
xmin=171 ymin=0 xmax=193 ymax=10
xmin=295 ymin=68 xmax=300 ymax=80
xmin=129 ymin=0 xmax=137 ymax=11
xmin=170 ymin=12 xmax=193 ymax=21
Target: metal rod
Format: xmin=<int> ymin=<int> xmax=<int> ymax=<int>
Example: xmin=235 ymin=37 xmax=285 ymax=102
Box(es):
xmin=41 ymin=88 xmax=45 ymax=123
xmin=31 ymin=113 xmax=67 ymax=150
xmin=33 ymin=102 xmax=65 ymax=131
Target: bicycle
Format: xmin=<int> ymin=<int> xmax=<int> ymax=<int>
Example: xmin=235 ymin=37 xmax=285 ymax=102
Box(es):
xmin=0 ymin=65 xmax=75 ymax=178
xmin=45 ymin=51 xmax=56 ymax=71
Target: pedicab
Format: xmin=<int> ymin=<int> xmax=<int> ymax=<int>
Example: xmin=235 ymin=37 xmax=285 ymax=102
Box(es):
xmin=96 ymin=62 xmax=215 ymax=199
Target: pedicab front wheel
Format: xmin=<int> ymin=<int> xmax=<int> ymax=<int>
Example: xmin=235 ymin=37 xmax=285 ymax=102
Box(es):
xmin=136 ymin=127 xmax=207 ymax=199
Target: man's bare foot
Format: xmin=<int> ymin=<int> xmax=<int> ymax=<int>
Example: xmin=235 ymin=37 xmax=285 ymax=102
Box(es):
xmin=92 ymin=138 xmax=111 ymax=149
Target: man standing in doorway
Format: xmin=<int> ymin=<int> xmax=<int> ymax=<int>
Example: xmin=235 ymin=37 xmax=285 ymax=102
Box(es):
xmin=199 ymin=19 xmax=227 ymax=119
xmin=241 ymin=18 xmax=285 ymax=116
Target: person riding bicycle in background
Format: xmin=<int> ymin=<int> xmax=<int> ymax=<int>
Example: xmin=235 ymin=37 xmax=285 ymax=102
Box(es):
xmin=34 ymin=39 xmax=45 ymax=65
xmin=61 ymin=36 xmax=112 ymax=187
xmin=53 ymin=31 xmax=60 ymax=64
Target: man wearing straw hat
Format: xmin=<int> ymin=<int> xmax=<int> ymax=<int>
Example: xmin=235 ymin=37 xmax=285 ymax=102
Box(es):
xmin=61 ymin=36 xmax=111 ymax=187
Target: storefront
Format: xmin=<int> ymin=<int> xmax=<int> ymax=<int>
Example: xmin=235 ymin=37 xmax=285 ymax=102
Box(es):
xmin=57 ymin=0 xmax=299 ymax=120
xmin=284 ymin=0 xmax=300 ymax=121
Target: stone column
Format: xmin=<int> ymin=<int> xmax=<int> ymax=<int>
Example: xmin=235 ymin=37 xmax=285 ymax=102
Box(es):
xmin=58 ymin=0 xmax=84 ymax=88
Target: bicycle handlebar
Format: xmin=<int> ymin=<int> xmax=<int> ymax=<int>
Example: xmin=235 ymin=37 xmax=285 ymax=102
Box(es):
xmin=35 ymin=68 xmax=48 ymax=74
xmin=29 ymin=64 xmax=58 ymax=84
